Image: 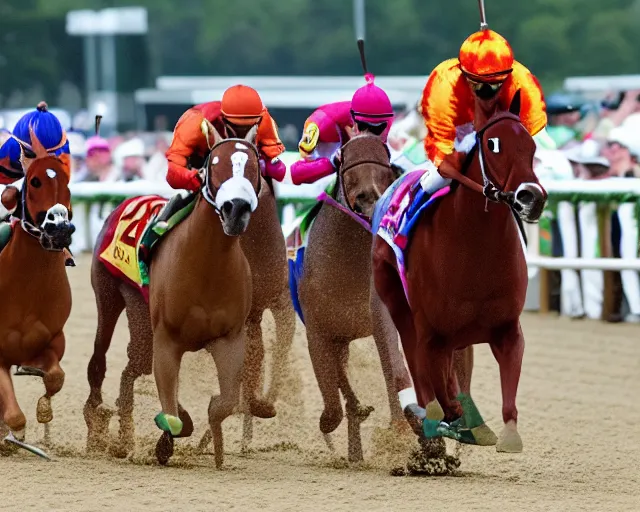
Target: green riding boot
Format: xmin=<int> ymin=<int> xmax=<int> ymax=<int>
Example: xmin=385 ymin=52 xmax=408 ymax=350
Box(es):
xmin=139 ymin=192 xmax=197 ymax=265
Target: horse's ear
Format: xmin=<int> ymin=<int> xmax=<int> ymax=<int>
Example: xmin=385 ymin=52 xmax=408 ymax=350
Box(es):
xmin=200 ymin=119 xmax=221 ymax=149
xmin=28 ymin=125 xmax=48 ymax=159
xmin=509 ymin=90 xmax=522 ymax=117
xmin=244 ymin=124 xmax=259 ymax=143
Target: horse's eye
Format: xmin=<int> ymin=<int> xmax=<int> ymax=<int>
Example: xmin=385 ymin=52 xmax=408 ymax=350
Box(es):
xmin=30 ymin=177 xmax=42 ymax=188
xmin=488 ymin=137 xmax=500 ymax=154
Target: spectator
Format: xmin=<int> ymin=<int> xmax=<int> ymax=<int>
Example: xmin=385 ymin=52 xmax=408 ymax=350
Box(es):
xmin=113 ymin=137 xmax=146 ymax=181
xmin=66 ymin=130 xmax=87 ymax=176
xmin=72 ymin=135 xmax=115 ymax=182
xmin=545 ymin=92 xmax=586 ymax=149
xmin=143 ymin=132 xmax=171 ymax=182
xmin=601 ymin=113 xmax=640 ymax=178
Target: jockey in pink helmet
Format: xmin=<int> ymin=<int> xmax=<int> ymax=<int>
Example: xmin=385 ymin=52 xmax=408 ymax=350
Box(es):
xmin=290 ymin=73 xmax=395 ymax=185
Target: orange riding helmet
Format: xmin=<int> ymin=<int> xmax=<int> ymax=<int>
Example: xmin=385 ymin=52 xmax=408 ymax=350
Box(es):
xmin=458 ymin=29 xmax=514 ymax=83
xmin=221 ymin=85 xmax=265 ymax=126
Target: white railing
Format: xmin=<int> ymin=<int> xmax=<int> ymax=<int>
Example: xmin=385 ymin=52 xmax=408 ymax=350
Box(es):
xmin=67 ymin=174 xmax=640 ymax=321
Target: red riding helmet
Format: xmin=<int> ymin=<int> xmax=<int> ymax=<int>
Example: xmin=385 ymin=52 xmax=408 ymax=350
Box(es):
xmin=221 ymin=85 xmax=265 ymax=126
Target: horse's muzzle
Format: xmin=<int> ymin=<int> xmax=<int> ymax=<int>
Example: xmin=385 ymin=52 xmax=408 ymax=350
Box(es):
xmin=220 ymin=198 xmax=252 ymax=236
xmin=513 ymin=182 xmax=546 ymax=223
xmin=41 ymin=221 xmax=76 ymax=251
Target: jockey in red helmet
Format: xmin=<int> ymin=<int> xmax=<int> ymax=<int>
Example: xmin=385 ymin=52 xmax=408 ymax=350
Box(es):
xmin=418 ymin=28 xmax=548 ymax=194
xmin=289 ymin=73 xmax=395 ymax=185
xmin=152 ymin=85 xmax=286 ymax=230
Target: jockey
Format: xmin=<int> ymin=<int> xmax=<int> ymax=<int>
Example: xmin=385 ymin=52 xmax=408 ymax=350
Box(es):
xmin=0 ymin=103 xmax=72 ymax=256
xmin=418 ymin=28 xmax=550 ymax=194
xmin=289 ymin=74 xmax=395 ymax=185
xmin=152 ymin=84 xmax=286 ymax=230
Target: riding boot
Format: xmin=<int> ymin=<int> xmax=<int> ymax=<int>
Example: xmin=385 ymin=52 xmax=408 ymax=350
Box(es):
xmin=139 ymin=191 xmax=196 ymax=263
xmin=419 ymin=164 xmax=452 ymax=195
xmin=153 ymin=191 xmax=195 ymax=234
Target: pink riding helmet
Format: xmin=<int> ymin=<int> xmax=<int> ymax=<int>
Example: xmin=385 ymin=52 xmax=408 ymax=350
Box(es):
xmin=350 ymin=73 xmax=395 ymax=142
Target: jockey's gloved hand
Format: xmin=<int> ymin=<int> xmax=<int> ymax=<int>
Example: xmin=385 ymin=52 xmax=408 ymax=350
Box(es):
xmin=437 ymin=151 xmax=465 ymax=180
xmin=0 ymin=184 xmax=19 ymax=219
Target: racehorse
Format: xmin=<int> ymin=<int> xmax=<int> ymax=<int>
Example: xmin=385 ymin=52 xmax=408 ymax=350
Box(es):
xmin=291 ymin=133 xmax=410 ymax=462
xmin=372 ymin=91 xmax=547 ymax=453
xmin=85 ymin=124 xmax=264 ymax=467
xmin=84 ymin=139 xmax=294 ymax=461
xmin=0 ymin=127 xmax=75 ymax=458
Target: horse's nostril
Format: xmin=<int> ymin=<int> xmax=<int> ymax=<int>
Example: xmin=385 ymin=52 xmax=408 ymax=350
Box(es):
xmin=516 ymin=190 xmax=535 ymax=205
xmin=221 ymin=202 xmax=233 ymax=217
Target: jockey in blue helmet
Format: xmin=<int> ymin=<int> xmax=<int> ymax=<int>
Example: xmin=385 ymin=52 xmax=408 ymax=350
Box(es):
xmin=0 ymin=102 xmax=73 ymax=262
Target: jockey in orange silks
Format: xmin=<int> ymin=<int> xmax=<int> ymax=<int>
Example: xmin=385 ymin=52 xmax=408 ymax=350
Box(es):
xmin=289 ymin=74 xmax=395 ymax=185
xmin=418 ymin=28 xmax=550 ymax=195
xmin=152 ymin=84 xmax=286 ymax=230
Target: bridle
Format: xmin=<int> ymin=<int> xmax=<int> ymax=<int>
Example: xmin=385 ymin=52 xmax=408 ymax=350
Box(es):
xmin=446 ymin=112 xmax=525 ymax=211
xmin=200 ymin=137 xmax=261 ymax=215
xmin=337 ymin=135 xmax=393 ymax=220
xmin=19 ymin=165 xmax=73 ymax=251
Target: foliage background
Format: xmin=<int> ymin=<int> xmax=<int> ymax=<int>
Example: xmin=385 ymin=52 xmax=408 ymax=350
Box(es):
xmin=1 ymin=0 xmax=639 ymax=108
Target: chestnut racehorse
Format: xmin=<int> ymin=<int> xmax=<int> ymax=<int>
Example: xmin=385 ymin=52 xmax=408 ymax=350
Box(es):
xmin=0 ymin=128 xmax=75 ymax=458
xmin=87 ymin=125 xmax=263 ymax=467
xmin=373 ymin=91 xmax=547 ymax=453
xmin=293 ymin=134 xmax=410 ymax=462
xmin=84 ymin=129 xmax=294 ymax=459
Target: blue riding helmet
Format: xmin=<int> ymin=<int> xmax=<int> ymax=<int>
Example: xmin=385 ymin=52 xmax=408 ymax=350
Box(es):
xmin=0 ymin=102 xmax=69 ymax=176
xmin=545 ymin=92 xmax=586 ymax=116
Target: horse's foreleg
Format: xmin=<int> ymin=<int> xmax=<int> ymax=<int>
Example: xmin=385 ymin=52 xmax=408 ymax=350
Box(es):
xmin=370 ymin=285 xmax=412 ymax=428
xmin=0 ymin=364 xmax=26 ymax=440
xmin=152 ymin=330 xmax=184 ymax=465
xmin=208 ymin=331 xmax=245 ymax=469
xmin=307 ymin=330 xmax=344 ymax=439
xmin=421 ymin=335 xmax=462 ymax=424
xmin=265 ymin=288 xmax=296 ymax=405
xmin=452 ymin=346 xmax=497 ymax=446
xmin=490 ymin=321 xmax=524 ymax=453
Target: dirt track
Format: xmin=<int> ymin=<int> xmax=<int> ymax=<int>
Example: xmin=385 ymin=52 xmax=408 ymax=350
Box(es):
xmin=1 ymin=255 xmax=639 ymax=511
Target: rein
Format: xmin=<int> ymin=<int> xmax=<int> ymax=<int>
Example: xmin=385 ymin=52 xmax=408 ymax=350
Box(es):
xmin=445 ymin=113 xmax=521 ymax=209
xmin=333 ymin=136 xmax=393 ymax=225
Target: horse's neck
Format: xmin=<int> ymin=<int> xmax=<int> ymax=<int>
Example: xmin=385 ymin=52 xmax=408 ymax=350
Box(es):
xmin=182 ymin=197 xmax=237 ymax=254
xmin=473 ymin=98 xmax=499 ymax=131
xmin=453 ymin=170 xmax=516 ymax=245
xmin=6 ymin=227 xmax=65 ymax=277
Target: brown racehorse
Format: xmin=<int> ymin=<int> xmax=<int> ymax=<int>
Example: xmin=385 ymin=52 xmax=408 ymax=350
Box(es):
xmin=84 ymin=134 xmax=295 ymax=459
xmin=0 ymin=128 xmax=75 ymax=457
xmin=293 ymin=133 xmax=410 ymax=462
xmin=373 ymin=91 xmax=547 ymax=453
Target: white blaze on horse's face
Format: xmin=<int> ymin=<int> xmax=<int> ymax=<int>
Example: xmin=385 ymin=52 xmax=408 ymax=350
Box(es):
xmin=213 ymin=144 xmax=259 ymax=212
xmin=41 ymin=203 xmax=70 ymax=230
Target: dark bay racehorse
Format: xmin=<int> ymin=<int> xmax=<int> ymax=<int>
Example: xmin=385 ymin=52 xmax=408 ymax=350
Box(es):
xmin=292 ymin=134 xmax=410 ymax=462
xmin=0 ymin=128 xmax=75 ymax=459
xmin=373 ymin=91 xmax=546 ymax=452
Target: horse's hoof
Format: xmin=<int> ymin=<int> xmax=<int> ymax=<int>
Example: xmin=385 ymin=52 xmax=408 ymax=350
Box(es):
xmin=496 ymin=420 xmax=522 ymax=453
xmin=471 ymin=423 xmax=498 ymax=446
xmin=155 ymin=432 xmax=174 ymax=465
xmin=403 ymin=404 xmax=427 ymax=437
xmin=36 ymin=397 xmax=53 ymax=424
xmin=348 ymin=403 xmax=374 ymax=422
xmin=248 ymin=399 xmax=276 ymax=419
xmin=319 ymin=407 xmax=343 ymax=434
xmin=109 ymin=437 xmax=134 ymax=459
